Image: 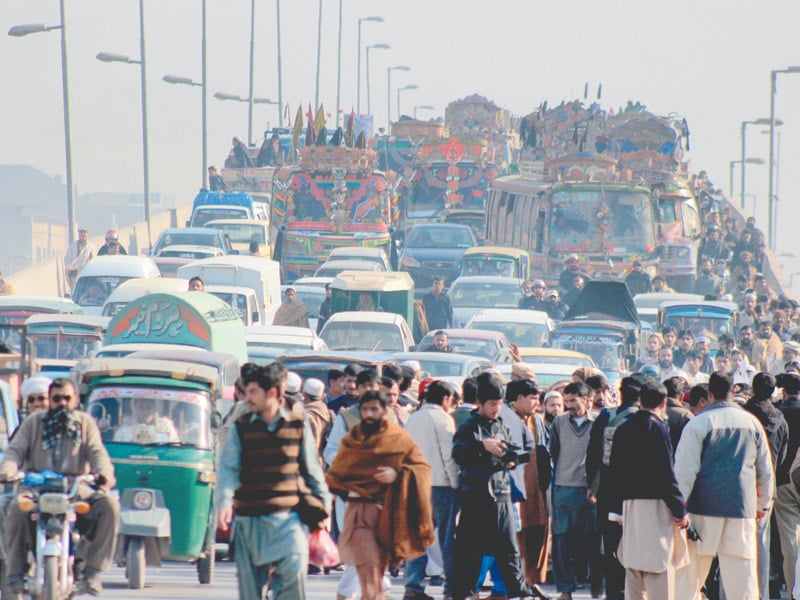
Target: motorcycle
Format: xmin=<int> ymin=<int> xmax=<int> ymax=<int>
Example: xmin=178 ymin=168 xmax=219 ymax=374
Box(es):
xmin=8 ymin=471 xmax=100 ymax=600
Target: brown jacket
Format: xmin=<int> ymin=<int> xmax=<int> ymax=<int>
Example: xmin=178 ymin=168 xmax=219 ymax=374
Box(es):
xmin=1 ymin=410 xmax=115 ymax=487
xmin=326 ymin=418 xmax=434 ymax=562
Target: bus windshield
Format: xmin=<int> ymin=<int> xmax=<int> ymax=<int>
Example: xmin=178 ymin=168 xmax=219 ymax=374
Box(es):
xmin=549 ymin=188 xmax=654 ymax=254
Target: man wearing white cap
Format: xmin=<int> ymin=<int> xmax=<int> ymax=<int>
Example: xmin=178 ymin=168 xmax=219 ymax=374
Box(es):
xmin=20 ymin=376 xmax=52 ymax=418
xmin=284 ymin=372 xmax=304 ymax=409
xmin=302 ymin=378 xmax=333 ymax=453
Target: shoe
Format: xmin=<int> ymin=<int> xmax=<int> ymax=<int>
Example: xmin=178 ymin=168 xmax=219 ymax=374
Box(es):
xmin=590 ymin=580 xmax=604 ymax=598
xmin=769 ymin=580 xmax=782 ymax=599
xmin=556 ymin=593 xmax=572 ymax=600
xmin=307 ymin=564 xmax=322 ymax=575
xmin=77 ymin=568 xmax=102 ymax=596
xmin=403 ymin=593 xmax=435 ymax=600
xmin=530 ymin=584 xmax=552 ymax=600
xmin=429 ymin=575 xmax=444 ymax=587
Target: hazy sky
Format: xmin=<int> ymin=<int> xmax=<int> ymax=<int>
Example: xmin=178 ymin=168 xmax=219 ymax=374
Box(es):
xmin=3 ymin=0 xmax=799 ymax=256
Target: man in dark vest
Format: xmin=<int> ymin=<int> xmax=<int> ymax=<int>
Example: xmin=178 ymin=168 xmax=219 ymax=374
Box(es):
xmin=216 ymin=362 xmax=331 ymax=600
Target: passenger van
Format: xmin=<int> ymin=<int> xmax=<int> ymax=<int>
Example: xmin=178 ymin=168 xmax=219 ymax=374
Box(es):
xmin=72 ymin=256 xmax=161 ymax=315
xmin=102 ymin=278 xmax=189 ymax=317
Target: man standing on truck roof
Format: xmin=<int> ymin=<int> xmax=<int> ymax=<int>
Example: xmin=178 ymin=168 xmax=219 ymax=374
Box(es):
xmin=208 ymin=165 xmax=228 ymax=192
xmin=64 ymin=228 xmax=95 ymax=291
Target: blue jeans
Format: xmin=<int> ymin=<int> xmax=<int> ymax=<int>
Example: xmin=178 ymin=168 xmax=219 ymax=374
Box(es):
xmin=552 ymin=485 xmax=600 ymax=593
xmin=405 ymin=487 xmax=459 ymax=597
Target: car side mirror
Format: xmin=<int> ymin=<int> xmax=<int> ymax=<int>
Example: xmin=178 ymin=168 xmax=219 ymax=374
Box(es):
xmin=185 ymin=219 xmax=191 ymax=227
xmin=211 ymin=411 xmax=223 ymax=433
xmin=252 ymin=311 xmax=259 ymax=323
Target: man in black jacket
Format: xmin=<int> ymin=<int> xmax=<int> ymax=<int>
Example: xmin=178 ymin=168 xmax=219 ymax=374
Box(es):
xmin=744 ymin=373 xmax=789 ymax=599
xmin=585 ymin=375 xmax=644 ymax=600
xmin=607 ymin=380 xmax=689 ymax=599
xmin=422 ymin=277 xmax=453 ymax=330
xmin=451 ymin=373 xmax=544 ymax=600
xmin=624 ymin=261 xmax=652 ymax=297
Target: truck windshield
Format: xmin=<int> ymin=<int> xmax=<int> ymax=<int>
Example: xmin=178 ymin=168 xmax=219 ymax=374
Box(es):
xmin=207 ymin=222 xmax=266 ymax=245
xmin=409 ymin=163 xmax=486 ymax=215
xmin=31 ymin=332 xmax=103 ymax=360
xmin=191 ymin=207 xmax=249 ymax=227
xmin=88 ymin=387 xmax=211 ymax=449
xmin=549 ymin=188 xmax=655 ymax=254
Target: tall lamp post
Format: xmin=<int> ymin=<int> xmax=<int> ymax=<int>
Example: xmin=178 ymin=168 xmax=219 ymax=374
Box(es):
xmin=276 ymin=0 xmax=283 ymax=127
xmin=163 ymin=75 xmax=206 ymax=188
xmin=365 ymin=44 xmax=389 ymax=115
xmin=8 ymin=1 xmax=76 ymax=243
xmin=768 ymin=66 xmax=800 ymax=250
xmin=729 ymin=157 xmax=764 ymax=201
xmin=247 ymin=0 xmax=256 ymax=145
xmin=96 ymin=1 xmax=151 ymax=246
xmin=357 ymin=16 xmax=383 ymax=115
xmin=314 ymin=0 xmax=322 ymax=109
xmin=413 ymin=104 xmax=434 ymax=120
xmin=396 ymin=84 xmax=418 ymax=120
xmin=740 ymin=118 xmax=778 ymax=209
xmin=387 ymin=65 xmax=411 ymax=129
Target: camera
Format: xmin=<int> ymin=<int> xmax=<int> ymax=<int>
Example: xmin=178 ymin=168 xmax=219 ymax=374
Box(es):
xmin=499 ymin=442 xmax=530 ymax=466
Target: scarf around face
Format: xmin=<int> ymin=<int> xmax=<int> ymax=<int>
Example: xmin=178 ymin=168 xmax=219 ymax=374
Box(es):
xmin=42 ymin=409 xmax=81 ymax=451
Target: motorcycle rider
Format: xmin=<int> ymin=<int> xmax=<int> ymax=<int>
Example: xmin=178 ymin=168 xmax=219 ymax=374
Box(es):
xmin=97 ymin=230 xmax=128 ymax=256
xmin=0 ymin=378 xmax=118 ymax=597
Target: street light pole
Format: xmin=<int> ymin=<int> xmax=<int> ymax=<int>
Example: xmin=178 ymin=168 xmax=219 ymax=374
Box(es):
xmin=8 ymin=6 xmax=76 ymax=243
xmin=365 ymin=44 xmax=390 ymax=116
xmin=356 ymin=16 xmax=383 ymax=115
xmin=413 ymin=104 xmax=434 ymax=120
xmin=387 ymin=66 xmax=410 ymax=130
xmin=315 ymin=0 xmax=322 ymax=109
xmin=740 ymin=118 xmax=775 ymax=210
xmin=247 ymin=0 xmax=256 ymax=145
xmin=335 ymin=0 xmax=343 ymax=128
xmin=138 ymin=0 xmax=151 ymax=246
xmin=276 ymin=0 xmax=283 ymax=127
xmin=163 ymin=75 xmax=204 ymax=188
xmin=729 ymin=157 xmax=766 ymax=201
xmin=201 ymin=0 xmax=208 ymax=186
xmin=396 ymin=84 xmax=418 ymax=120
xmin=768 ymin=66 xmax=800 ymax=251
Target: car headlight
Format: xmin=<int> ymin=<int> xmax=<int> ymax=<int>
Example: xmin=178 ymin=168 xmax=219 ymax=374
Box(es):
xmin=400 ymin=256 xmax=421 ymax=268
xmin=675 ymin=247 xmax=690 ymax=259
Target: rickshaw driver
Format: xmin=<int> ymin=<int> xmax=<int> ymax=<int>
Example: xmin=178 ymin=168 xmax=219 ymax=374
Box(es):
xmin=0 ymin=378 xmax=119 ymax=596
xmin=113 ymin=397 xmax=180 ymax=444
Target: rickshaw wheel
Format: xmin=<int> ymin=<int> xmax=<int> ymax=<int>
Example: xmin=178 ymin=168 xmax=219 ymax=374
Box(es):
xmin=197 ymin=548 xmax=214 ymax=584
xmin=127 ymin=538 xmax=145 ymax=590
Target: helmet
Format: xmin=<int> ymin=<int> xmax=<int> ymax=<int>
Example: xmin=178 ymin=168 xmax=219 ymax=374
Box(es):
xmin=105 ymin=230 xmax=119 ymax=243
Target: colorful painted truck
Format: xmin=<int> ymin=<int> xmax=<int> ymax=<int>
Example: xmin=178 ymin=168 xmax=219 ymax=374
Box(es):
xmin=270 ymin=145 xmax=396 ymax=281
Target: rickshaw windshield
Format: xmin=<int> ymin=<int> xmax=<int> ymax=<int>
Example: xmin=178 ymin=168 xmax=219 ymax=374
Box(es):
xmin=87 ymin=386 xmax=212 ymax=449
xmin=31 ymin=332 xmax=103 ymax=360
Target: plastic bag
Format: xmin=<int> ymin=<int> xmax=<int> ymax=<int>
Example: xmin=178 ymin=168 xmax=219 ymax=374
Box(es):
xmin=308 ymin=528 xmax=340 ymax=568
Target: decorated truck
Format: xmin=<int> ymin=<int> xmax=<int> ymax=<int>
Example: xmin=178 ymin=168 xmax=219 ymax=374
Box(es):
xmin=270 ymin=145 xmax=397 ymax=281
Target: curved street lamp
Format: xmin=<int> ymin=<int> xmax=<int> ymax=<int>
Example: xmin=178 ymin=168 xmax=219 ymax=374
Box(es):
xmin=9 ymin=5 xmax=76 ymax=243
xmin=357 ymin=16 xmax=383 ymax=115
xmin=365 ymin=44 xmax=390 ymax=115
xmin=396 ymin=84 xmax=418 ymax=120
xmin=740 ymin=117 xmax=781 ymax=209
xmin=413 ymin=104 xmax=434 ymax=120
xmin=768 ymin=66 xmax=800 ymax=249
xmin=387 ymin=66 xmax=411 ymax=129
xmin=163 ymin=73 xmax=207 ymax=187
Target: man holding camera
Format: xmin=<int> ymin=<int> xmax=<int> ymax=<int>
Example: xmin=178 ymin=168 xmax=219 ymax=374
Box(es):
xmin=452 ymin=373 xmax=540 ymax=600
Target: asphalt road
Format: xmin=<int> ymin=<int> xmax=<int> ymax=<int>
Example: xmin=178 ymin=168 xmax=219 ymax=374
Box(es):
xmin=98 ymin=549 xmax=604 ymax=600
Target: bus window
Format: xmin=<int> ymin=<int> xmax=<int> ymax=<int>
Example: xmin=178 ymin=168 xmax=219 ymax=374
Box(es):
xmin=682 ymin=200 xmax=702 ymax=237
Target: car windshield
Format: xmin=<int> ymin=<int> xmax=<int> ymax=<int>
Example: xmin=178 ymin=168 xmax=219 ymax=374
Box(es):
xmin=315 ymin=263 xmax=378 ymax=278
xmin=405 ymin=226 xmax=474 ymax=249
xmin=460 ymin=257 xmax=518 ymax=277
xmin=321 ymin=321 xmax=404 ymax=352
xmin=73 ymin=276 xmax=131 ymax=307
xmin=662 ymin=312 xmax=733 ymax=340
xmin=31 ymin=332 xmax=103 ymax=360
xmin=415 ymin=357 xmax=482 ymax=377
xmin=524 ymin=355 xmax=593 ymax=368
xmin=470 ymin=321 xmax=549 ymax=347
xmin=207 ymin=291 xmax=250 ymax=322
xmin=450 ymin=282 xmax=522 ymax=309
xmin=153 ymin=231 xmax=222 ymax=254
xmin=418 ymin=336 xmax=500 ymax=359
xmin=88 ymin=386 xmax=211 ymax=449
xmin=551 ymin=334 xmax=624 ymax=372
xmin=208 ymin=222 xmax=266 ymax=244
xmin=157 ymin=248 xmax=216 ymax=259
xmin=191 ymin=208 xmax=248 ymax=227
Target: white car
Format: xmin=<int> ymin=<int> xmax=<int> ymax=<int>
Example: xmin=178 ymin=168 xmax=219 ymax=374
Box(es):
xmin=327 ymin=247 xmax=392 ymax=271
xmin=314 ymin=260 xmax=383 ymax=279
xmin=447 ymin=276 xmax=525 ymax=328
xmin=320 ymin=311 xmax=414 ymax=352
xmin=72 ymin=256 xmax=161 ymax=315
xmin=247 ymin=325 xmax=328 ymax=362
xmin=466 ymin=308 xmax=554 ymax=347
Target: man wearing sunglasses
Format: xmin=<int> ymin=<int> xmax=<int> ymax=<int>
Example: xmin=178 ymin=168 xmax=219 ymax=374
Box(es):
xmin=0 ymin=378 xmax=118 ymax=596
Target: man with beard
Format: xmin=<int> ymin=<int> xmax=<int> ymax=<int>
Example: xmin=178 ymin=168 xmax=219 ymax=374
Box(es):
xmin=0 ymin=378 xmax=119 ymax=596
xmin=757 ymin=320 xmax=785 ymax=374
xmin=559 ymin=254 xmax=589 ymax=292
xmin=656 ymin=346 xmax=688 ymax=381
xmin=327 ymin=391 xmax=434 ymax=600
xmin=272 ymin=287 xmax=310 ymax=328
xmin=562 ymin=273 xmax=586 ymax=308
xmin=693 ymin=336 xmax=715 ymax=375
xmin=451 ymin=373 xmax=541 ymax=600
xmin=732 ymin=250 xmax=758 ymax=289
xmin=740 ymin=325 xmax=768 ymax=372
xmin=429 ymin=330 xmax=453 ymax=353
xmin=543 ymin=391 xmax=564 ymax=432
xmin=738 ymin=293 xmax=759 ymax=330
xmin=693 ymin=259 xmax=723 ymax=298
xmin=672 ymin=330 xmax=694 ymax=369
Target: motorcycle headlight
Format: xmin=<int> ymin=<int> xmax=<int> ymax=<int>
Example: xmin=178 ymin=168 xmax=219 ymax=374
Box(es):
xmin=39 ymin=493 xmax=69 ymax=514
xmin=400 ymin=256 xmax=421 ymax=268
xmin=132 ymin=490 xmax=153 ymax=510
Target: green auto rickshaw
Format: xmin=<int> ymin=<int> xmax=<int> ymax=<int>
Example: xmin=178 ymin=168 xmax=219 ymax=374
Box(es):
xmin=330 ymin=271 xmax=429 ymax=341
xmin=77 ymin=357 xmax=221 ymax=589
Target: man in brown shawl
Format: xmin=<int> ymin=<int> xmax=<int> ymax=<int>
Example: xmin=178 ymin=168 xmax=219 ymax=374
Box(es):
xmin=272 ymin=287 xmax=310 ymax=328
xmin=326 ymin=391 xmax=434 ymax=600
